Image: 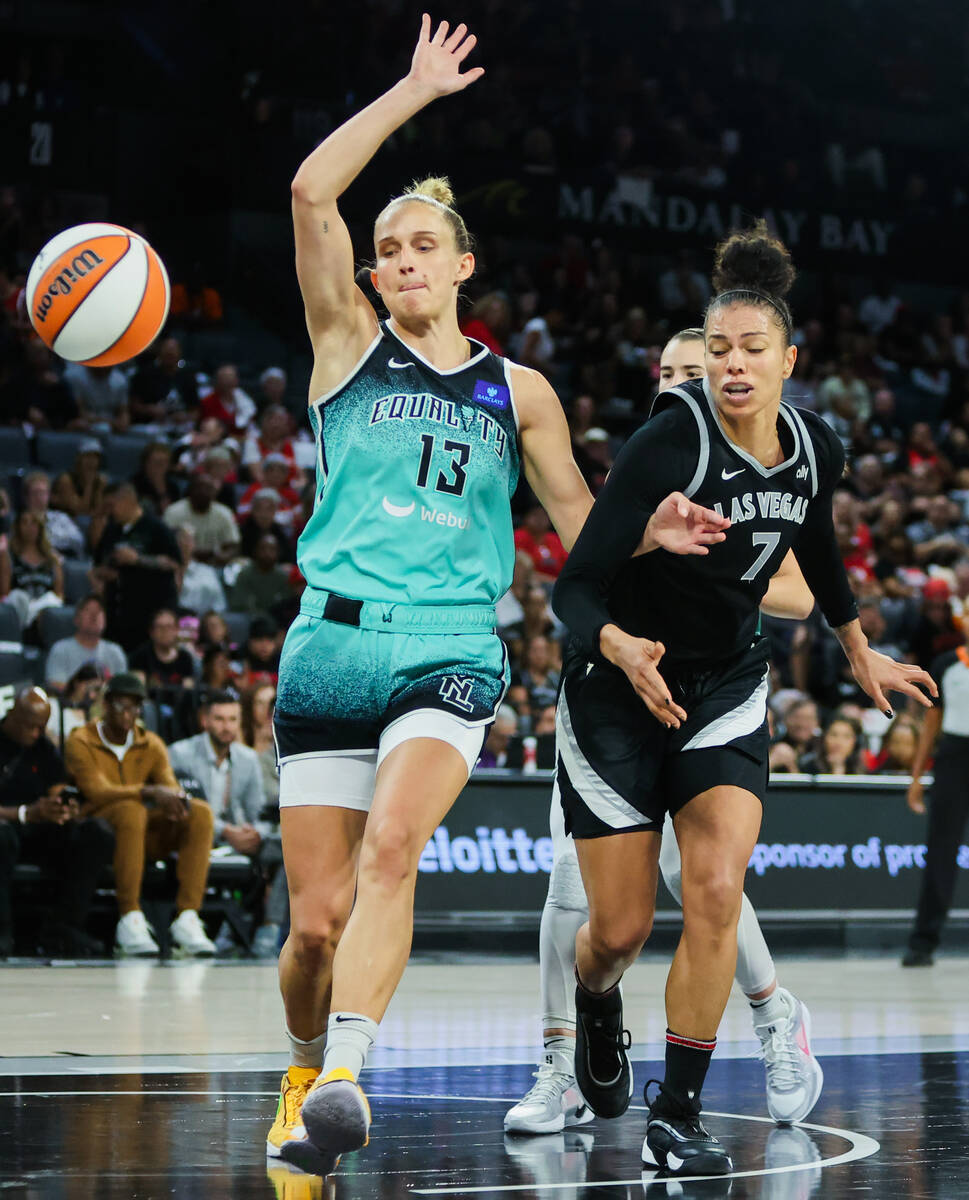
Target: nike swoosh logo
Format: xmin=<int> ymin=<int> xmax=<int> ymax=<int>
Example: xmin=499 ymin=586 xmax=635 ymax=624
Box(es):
xmin=334 ymin=1015 xmax=367 ymax=1023
xmin=381 ymin=497 xmax=415 ymax=518
xmin=667 ymin=1151 xmax=684 ymax=1171
xmin=722 ymin=467 xmax=744 ymax=480
xmin=389 ymin=358 xmax=415 ymax=369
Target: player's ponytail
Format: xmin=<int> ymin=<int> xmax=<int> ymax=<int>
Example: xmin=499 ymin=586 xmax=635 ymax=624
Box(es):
xmin=376 ymin=175 xmax=473 ymax=255
xmin=706 ymin=220 xmax=795 ymax=344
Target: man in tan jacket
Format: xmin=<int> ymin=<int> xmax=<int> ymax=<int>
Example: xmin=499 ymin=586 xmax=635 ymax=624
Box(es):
xmin=65 ymin=673 xmax=215 ymax=957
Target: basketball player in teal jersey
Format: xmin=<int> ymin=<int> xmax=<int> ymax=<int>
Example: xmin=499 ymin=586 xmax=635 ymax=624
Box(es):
xmin=265 ymin=15 xmax=730 ymax=1177
xmin=506 ymin=330 xmax=825 ymax=1144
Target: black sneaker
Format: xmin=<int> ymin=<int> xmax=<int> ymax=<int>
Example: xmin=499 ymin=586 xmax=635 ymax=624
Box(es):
xmin=574 ymin=975 xmax=633 ymax=1118
xmin=901 ymin=947 xmax=934 ymax=967
xmin=642 ymin=1080 xmax=732 ymax=1176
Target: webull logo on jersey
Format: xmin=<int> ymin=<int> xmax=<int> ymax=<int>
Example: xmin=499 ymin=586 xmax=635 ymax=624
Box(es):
xmin=369 ymin=392 xmax=507 ymax=459
xmin=380 ymin=495 xmax=470 ymax=530
xmin=712 ymin=490 xmax=809 ymax=525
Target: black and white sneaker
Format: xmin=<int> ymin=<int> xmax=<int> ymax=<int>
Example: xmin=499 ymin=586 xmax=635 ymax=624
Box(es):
xmin=642 ymin=1080 xmax=732 ymax=1176
xmin=574 ymin=975 xmax=633 ymax=1118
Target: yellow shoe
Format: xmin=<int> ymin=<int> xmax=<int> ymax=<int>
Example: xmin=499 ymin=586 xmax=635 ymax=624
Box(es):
xmin=270 ymin=1067 xmax=343 ymax=1176
xmin=286 ymin=1068 xmax=371 ymax=1168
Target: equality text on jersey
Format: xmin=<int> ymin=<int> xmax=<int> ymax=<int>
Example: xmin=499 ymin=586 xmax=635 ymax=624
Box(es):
xmin=711 ymin=490 xmax=809 ymax=526
xmin=369 ymin=392 xmax=508 ymax=460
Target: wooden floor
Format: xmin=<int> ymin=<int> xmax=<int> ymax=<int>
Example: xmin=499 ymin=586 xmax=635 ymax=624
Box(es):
xmin=2 ymin=953 xmax=967 ymax=1197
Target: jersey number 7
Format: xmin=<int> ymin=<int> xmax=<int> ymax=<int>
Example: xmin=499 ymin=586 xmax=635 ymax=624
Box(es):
xmin=742 ymin=531 xmax=781 ymax=582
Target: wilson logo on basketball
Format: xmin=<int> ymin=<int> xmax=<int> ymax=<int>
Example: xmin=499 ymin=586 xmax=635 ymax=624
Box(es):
xmin=26 ymin=221 xmax=170 ymax=367
xmin=32 ymin=249 xmax=105 ymax=323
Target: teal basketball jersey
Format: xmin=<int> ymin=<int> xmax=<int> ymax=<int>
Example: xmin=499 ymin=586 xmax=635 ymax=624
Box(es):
xmin=298 ymin=320 xmax=522 ymax=608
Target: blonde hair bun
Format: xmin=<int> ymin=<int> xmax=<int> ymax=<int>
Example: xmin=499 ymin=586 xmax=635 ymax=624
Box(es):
xmin=404 ymin=176 xmax=456 ymax=208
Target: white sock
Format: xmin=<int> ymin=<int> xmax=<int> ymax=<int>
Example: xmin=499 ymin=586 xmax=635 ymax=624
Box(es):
xmin=321 ymin=1012 xmax=379 ymax=1080
xmin=287 ymin=1029 xmax=326 ymax=1070
xmin=735 ymin=893 xmax=777 ymax=996
xmin=750 ymin=987 xmax=790 ymax=1028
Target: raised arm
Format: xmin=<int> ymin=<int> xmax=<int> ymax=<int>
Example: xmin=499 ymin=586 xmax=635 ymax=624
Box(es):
xmin=291 ymin=16 xmax=483 ymax=359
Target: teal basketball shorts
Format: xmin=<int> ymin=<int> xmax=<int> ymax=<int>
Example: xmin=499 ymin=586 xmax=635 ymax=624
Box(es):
xmin=273 ymin=588 xmax=509 ymax=812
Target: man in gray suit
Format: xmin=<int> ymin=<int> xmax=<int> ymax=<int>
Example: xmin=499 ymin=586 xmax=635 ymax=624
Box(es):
xmin=168 ymin=690 xmax=284 ymax=954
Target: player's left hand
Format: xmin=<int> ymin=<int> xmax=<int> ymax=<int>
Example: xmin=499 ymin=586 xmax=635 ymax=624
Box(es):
xmin=636 ymin=492 xmax=730 ymax=558
xmin=849 ymin=648 xmax=937 ymax=717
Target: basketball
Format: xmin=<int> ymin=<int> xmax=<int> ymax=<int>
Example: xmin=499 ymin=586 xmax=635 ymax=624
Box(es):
xmin=25 ymin=222 xmax=170 ymax=367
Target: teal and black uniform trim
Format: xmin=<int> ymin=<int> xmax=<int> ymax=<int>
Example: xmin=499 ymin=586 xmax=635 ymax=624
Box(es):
xmin=275 ymin=320 xmax=521 ymax=757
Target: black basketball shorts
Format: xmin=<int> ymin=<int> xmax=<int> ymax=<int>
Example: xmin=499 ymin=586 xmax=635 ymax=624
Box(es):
xmin=555 ymin=644 xmax=770 ymax=840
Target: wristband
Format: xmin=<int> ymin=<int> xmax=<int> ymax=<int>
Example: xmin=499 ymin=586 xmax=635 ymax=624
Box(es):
xmin=18 ymin=805 xmax=27 ymax=825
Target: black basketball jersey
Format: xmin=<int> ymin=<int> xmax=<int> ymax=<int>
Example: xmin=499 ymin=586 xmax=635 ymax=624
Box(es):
xmin=553 ymin=377 xmax=856 ymax=671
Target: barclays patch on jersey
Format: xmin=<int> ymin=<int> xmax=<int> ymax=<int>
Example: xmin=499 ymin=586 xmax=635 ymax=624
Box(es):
xmin=473 ymin=379 xmax=510 ymax=409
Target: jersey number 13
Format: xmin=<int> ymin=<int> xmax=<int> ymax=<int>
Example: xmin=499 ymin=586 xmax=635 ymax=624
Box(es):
xmin=416 ymin=434 xmax=471 ymax=498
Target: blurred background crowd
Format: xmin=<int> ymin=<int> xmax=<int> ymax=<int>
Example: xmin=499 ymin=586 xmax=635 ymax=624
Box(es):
xmin=0 ymin=0 xmax=967 ymax=954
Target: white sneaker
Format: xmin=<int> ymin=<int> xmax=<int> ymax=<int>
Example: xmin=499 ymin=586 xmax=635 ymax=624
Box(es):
xmin=169 ymin=910 xmax=216 ymax=958
xmin=114 ymin=910 xmax=160 ymax=958
xmin=504 ymin=1055 xmax=594 ymax=1134
xmin=754 ymin=988 xmax=824 ymax=1124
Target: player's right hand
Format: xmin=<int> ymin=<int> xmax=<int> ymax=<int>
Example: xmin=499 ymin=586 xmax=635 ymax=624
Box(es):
xmin=407 ymin=15 xmax=485 ymax=98
xmin=601 ymin=626 xmax=687 ymax=729
xmin=907 ymin=779 xmax=926 ymax=815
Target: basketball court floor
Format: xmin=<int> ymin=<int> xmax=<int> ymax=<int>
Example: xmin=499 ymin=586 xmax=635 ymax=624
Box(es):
xmin=2 ymin=953 xmax=966 ymax=1198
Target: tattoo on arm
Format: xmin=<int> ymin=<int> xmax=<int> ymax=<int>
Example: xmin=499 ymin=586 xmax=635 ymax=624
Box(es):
xmin=323 ymin=221 xmax=328 ymax=233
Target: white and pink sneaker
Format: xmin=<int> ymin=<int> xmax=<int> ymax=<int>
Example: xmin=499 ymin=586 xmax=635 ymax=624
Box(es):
xmin=754 ymin=988 xmax=824 ymax=1124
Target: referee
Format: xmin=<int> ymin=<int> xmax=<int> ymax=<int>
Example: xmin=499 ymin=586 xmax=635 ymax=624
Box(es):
xmin=903 ymin=635 xmax=969 ymax=966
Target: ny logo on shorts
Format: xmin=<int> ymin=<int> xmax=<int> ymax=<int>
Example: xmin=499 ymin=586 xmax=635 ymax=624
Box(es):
xmin=439 ymin=675 xmax=475 ymax=713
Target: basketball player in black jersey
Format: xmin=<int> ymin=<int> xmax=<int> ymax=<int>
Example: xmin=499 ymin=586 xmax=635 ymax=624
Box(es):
xmin=552 ymin=222 xmax=936 ymax=1177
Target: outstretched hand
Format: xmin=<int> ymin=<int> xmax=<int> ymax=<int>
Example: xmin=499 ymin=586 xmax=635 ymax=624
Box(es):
xmin=849 ymin=647 xmax=937 ymax=717
xmin=637 ymin=491 xmax=730 ymax=558
xmin=407 ymin=15 xmax=484 ymax=98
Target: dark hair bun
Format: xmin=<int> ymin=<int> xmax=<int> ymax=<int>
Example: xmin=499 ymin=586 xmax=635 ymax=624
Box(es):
xmin=711 ymin=219 xmax=795 ymax=299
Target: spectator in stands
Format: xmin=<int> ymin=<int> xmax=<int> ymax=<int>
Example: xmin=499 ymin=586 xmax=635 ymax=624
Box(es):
xmin=819 ymin=354 xmax=872 ymax=423
xmin=92 ymin=482 xmax=181 ymax=653
xmin=910 ymin=578 xmax=964 ymax=665
xmin=174 ymin=416 xmax=229 ymax=476
xmin=238 ymin=488 xmax=292 ymax=562
xmin=241 ymin=682 xmax=278 ymax=805
xmin=774 ymin=697 xmax=821 ymax=762
xmin=0 ymin=509 xmax=63 ymax=633
xmin=61 ymin=362 xmax=130 ymax=433
xmin=50 ymin=440 xmax=108 ymax=520
xmin=199 ymin=445 xmax=238 ymax=509
xmin=163 ymin=474 xmax=240 ymax=566
xmin=229 ymin=533 xmax=291 ymax=617
xmin=128 ymin=336 xmax=199 ymax=427
xmin=44 ymin=595 xmax=127 ymax=691
xmin=242 ymin=405 xmax=303 ymax=488
xmin=238 ymin=454 xmax=300 ymax=531
xmin=516 ymin=634 xmax=560 ymax=711
xmin=859 ymin=279 xmax=903 ymax=334
xmin=256 ymin=367 xmax=288 ymax=414
xmin=131 ymin=441 xmax=181 ymax=516
xmin=198 ymin=610 xmax=231 ymax=653
xmin=477 ymin=704 xmax=519 ymax=769
xmin=237 ymin=615 xmax=280 ymax=687
xmin=23 ymin=471 xmax=84 ymax=558
xmin=513 ymin=503 xmax=568 ymax=581
xmin=46 ymin=663 xmax=104 ymax=749
xmin=908 ymin=496 xmax=969 ymax=565
xmin=64 ymin=672 xmax=216 ymax=957
xmin=871 ymin=714 xmax=921 ymax=775
xmin=7 ymin=340 xmax=82 ymax=430
xmin=200 ymin=644 xmax=236 ymax=696
xmin=460 ymin=291 xmax=510 ymax=355
xmin=658 ymin=250 xmax=711 ymax=326
xmin=168 ymin=690 xmax=282 ymax=955
xmin=175 ymin=526 xmax=226 ymax=615
xmin=799 ymin=714 xmax=865 ymax=775
xmin=199 ymin=363 xmax=256 ymax=436
xmin=0 ymin=686 xmax=114 ymax=957
xmin=496 ymin=551 xmax=535 ymax=634
xmin=129 ymin=607 xmax=198 ymax=691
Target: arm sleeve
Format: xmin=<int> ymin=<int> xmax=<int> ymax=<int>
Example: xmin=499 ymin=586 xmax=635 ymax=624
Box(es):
xmin=552 ymin=409 xmax=698 ymax=657
xmin=791 ymin=414 xmax=859 ymax=630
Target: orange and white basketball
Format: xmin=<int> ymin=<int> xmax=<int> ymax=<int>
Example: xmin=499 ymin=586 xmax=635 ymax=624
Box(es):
xmin=26 ymin=222 xmax=170 ymax=366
